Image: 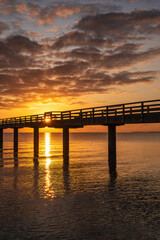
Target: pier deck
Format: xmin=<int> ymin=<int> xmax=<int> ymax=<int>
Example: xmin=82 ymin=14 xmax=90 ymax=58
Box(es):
xmin=0 ymin=99 xmax=160 ymax=172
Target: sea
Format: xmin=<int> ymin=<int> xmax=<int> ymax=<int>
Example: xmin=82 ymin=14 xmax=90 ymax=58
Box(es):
xmin=0 ymin=132 xmax=160 ymax=240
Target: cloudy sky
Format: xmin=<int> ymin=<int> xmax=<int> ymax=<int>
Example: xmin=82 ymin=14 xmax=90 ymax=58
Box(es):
xmin=0 ymin=0 xmax=160 ymax=131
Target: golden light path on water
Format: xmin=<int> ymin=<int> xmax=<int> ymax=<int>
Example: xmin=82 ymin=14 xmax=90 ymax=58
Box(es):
xmin=44 ymin=132 xmax=55 ymax=199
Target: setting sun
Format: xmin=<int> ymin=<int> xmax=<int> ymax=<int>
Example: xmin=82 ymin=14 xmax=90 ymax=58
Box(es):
xmin=45 ymin=117 xmax=51 ymax=123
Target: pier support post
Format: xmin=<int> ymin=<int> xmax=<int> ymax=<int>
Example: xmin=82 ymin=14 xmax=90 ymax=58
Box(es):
xmin=0 ymin=129 xmax=3 ymax=166
xmin=0 ymin=129 xmax=3 ymax=152
xmin=34 ymin=127 xmax=39 ymax=159
xmin=108 ymin=125 xmax=116 ymax=173
xmin=14 ymin=128 xmax=18 ymax=159
xmin=63 ymin=127 xmax=69 ymax=164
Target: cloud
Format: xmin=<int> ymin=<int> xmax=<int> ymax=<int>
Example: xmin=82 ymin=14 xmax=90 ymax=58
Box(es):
xmin=13 ymin=20 xmax=22 ymax=26
xmin=0 ymin=58 xmax=155 ymax=109
xmin=98 ymin=47 xmax=160 ymax=70
xmin=0 ymin=1 xmax=122 ymax=25
xmin=53 ymin=9 xmax=160 ymax=52
xmin=0 ymin=35 xmax=43 ymax=69
xmin=8 ymin=35 xmax=41 ymax=52
xmin=75 ymin=9 xmax=160 ymax=38
xmin=5 ymin=35 xmax=42 ymax=53
xmin=53 ymin=30 xmax=113 ymax=50
xmin=48 ymin=60 xmax=89 ymax=76
xmin=0 ymin=22 xmax=10 ymax=34
xmin=0 ymin=8 xmax=160 ymax=109
xmin=26 ymin=31 xmax=41 ymax=37
xmin=52 ymin=9 xmax=160 ymax=71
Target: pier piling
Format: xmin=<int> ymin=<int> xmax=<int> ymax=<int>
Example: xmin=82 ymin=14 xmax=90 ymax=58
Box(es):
xmin=63 ymin=127 xmax=69 ymax=163
xmin=34 ymin=127 xmax=39 ymax=159
xmin=0 ymin=129 xmax=3 ymax=152
xmin=108 ymin=125 xmax=116 ymax=173
xmin=14 ymin=128 xmax=18 ymax=159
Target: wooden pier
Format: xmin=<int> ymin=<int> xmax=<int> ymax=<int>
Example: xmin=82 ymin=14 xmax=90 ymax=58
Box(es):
xmin=0 ymin=99 xmax=160 ymax=172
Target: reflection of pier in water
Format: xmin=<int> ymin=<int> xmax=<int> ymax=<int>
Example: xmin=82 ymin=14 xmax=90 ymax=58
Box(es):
xmin=0 ymin=99 xmax=160 ymax=173
xmin=3 ymin=132 xmax=117 ymax=199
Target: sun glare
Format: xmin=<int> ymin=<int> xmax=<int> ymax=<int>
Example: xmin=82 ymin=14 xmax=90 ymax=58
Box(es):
xmin=45 ymin=117 xmax=51 ymax=123
xmin=45 ymin=132 xmax=51 ymax=158
xmin=44 ymin=132 xmax=54 ymax=198
xmin=45 ymin=132 xmax=51 ymax=168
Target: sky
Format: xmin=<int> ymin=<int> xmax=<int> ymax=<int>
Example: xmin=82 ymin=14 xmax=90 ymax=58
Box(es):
xmin=0 ymin=0 xmax=160 ymax=132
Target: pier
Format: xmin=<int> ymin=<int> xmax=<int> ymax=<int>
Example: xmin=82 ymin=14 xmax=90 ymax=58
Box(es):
xmin=0 ymin=99 xmax=160 ymax=172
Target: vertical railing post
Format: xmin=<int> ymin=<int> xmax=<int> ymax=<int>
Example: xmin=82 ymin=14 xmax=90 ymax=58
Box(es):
xmin=115 ymin=109 xmax=117 ymax=117
xmin=141 ymin=102 xmax=144 ymax=122
xmin=122 ymin=104 xmax=125 ymax=123
xmin=106 ymin=106 xmax=108 ymax=123
xmin=69 ymin=111 xmax=71 ymax=124
xmin=92 ymin=108 xmax=94 ymax=124
xmin=80 ymin=110 xmax=82 ymax=124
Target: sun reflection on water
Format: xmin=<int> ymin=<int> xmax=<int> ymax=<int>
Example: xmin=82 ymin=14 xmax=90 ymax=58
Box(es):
xmin=45 ymin=132 xmax=50 ymax=158
xmin=44 ymin=132 xmax=54 ymax=199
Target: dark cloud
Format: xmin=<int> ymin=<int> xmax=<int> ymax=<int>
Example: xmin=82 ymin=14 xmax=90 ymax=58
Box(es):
xmin=0 ymin=22 xmax=10 ymax=33
xmin=99 ymin=47 xmax=160 ymax=69
xmin=53 ymin=44 xmax=160 ymax=70
xmin=5 ymin=35 xmax=42 ymax=54
xmin=48 ymin=60 xmax=89 ymax=76
xmin=53 ymin=30 xmax=113 ymax=50
xmin=75 ymin=9 xmax=160 ymax=38
xmin=0 ymin=35 xmax=43 ymax=69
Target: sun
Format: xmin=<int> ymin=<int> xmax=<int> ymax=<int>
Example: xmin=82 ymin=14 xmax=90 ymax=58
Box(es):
xmin=45 ymin=116 xmax=51 ymax=123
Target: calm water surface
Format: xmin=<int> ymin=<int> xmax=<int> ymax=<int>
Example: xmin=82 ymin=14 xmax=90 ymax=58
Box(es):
xmin=0 ymin=132 xmax=160 ymax=240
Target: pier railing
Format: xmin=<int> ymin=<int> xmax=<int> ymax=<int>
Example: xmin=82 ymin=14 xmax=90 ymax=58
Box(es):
xmin=58 ymin=99 xmax=160 ymax=123
xmin=0 ymin=99 xmax=160 ymax=127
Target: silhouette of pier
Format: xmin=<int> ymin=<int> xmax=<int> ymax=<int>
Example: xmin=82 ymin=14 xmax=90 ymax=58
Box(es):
xmin=0 ymin=99 xmax=160 ymax=172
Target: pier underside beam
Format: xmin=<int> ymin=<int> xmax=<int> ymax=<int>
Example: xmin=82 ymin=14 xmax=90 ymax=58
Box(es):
xmin=108 ymin=125 xmax=116 ymax=173
xmin=34 ymin=127 xmax=39 ymax=159
xmin=63 ymin=127 xmax=69 ymax=164
xmin=14 ymin=128 xmax=18 ymax=159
